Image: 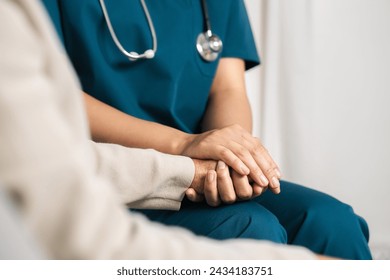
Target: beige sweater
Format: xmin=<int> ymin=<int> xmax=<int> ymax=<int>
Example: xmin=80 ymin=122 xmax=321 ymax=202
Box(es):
xmin=0 ymin=0 xmax=315 ymax=260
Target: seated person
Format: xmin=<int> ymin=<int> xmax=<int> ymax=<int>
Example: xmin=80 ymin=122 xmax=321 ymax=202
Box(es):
xmin=38 ymin=0 xmax=372 ymax=259
xmin=0 ymin=0 xmax=335 ymax=260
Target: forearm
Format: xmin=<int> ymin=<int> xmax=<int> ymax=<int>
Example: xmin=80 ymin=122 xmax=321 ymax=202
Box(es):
xmin=84 ymin=93 xmax=190 ymax=154
xmin=202 ymin=89 xmax=253 ymax=132
xmin=198 ymin=58 xmax=281 ymax=193
xmin=201 ymin=58 xmax=253 ymax=133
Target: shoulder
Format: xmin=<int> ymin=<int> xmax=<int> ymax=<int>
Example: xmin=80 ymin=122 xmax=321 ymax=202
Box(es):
xmin=206 ymin=0 xmax=252 ymax=35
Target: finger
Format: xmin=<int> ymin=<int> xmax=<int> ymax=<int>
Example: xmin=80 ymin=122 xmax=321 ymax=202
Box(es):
xmin=251 ymin=183 xmax=268 ymax=198
xmin=182 ymin=129 xmax=250 ymax=176
xmin=214 ymin=146 xmax=250 ymax=176
xmin=255 ymin=153 xmax=280 ymax=194
xmin=275 ymin=168 xmax=282 ymax=179
xmin=224 ymin=129 xmax=280 ymax=186
xmin=240 ymin=137 xmax=281 ymax=193
xmin=253 ymin=138 xmax=282 ymax=178
xmin=216 ymin=161 xmax=236 ymax=204
xmin=231 ymin=171 xmax=253 ymax=200
xmin=220 ymin=141 xmax=270 ymax=188
xmin=269 ymin=177 xmax=281 ymax=194
xmin=204 ymin=170 xmax=221 ymax=207
xmin=185 ymin=188 xmax=204 ymax=202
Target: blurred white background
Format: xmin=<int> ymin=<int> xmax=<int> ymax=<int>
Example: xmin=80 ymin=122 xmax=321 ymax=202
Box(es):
xmin=244 ymin=0 xmax=390 ymax=258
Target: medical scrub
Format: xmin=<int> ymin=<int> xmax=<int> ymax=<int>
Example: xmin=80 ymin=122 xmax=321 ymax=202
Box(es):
xmin=42 ymin=0 xmax=372 ymax=259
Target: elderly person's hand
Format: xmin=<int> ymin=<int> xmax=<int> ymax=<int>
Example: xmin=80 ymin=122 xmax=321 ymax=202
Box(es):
xmin=186 ymin=159 xmax=274 ymax=207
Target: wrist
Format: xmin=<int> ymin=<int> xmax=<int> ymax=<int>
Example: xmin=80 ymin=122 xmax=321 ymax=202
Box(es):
xmin=175 ymin=132 xmax=196 ymax=155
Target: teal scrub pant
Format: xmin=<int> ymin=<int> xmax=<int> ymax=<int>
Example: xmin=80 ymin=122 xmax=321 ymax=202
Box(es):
xmin=137 ymin=181 xmax=372 ymax=259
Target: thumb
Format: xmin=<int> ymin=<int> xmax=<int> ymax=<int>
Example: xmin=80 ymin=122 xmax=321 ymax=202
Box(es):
xmin=185 ymin=188 xmax=205 ymax=202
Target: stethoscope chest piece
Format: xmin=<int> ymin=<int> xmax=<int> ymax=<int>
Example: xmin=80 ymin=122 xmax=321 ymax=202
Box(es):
xmin=196 ymin=32 xmax=223 ymax=62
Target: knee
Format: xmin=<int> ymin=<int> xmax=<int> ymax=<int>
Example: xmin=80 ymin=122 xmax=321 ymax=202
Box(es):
xmin=304 ymin=196 xmax=365 ymax=236
xmin=300 ymin=198 xmax=371 ymax=259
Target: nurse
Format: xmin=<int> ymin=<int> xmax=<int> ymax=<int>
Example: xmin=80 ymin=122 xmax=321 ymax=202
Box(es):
xmin=41 ymin=0 xmax=372 ymax=259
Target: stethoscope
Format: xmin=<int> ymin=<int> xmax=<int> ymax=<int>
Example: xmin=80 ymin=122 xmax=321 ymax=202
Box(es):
xmin=99 ymin=0 xmax=223 ymax=62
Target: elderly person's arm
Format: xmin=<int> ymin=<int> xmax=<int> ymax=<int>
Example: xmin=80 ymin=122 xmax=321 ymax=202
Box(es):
xmin=0 ymin=0 xmax=318 ymax=260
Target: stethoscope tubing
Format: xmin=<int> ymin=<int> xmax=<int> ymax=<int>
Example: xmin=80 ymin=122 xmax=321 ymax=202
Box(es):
xmin=201 ymin=0 xmax=212 ymax=36
xmin=99 ymin=0 xmax=157 ymax=60
xmin=99 ymin=0 xmax=222 ymax=62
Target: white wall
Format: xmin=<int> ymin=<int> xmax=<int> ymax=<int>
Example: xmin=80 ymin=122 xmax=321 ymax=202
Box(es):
xmin=244 ymin=0 xmax=390 ymax=256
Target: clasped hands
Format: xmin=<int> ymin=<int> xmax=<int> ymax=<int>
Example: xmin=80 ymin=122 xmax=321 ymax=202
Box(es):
xmin=182 ymin=124 xmax=281 ymax=207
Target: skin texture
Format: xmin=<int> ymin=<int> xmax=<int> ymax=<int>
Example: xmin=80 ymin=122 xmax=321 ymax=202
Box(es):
xmin=188 ymin=159 xmax=269 ymax=207
xmin=84 ymin=58 xmax=281 ymax=205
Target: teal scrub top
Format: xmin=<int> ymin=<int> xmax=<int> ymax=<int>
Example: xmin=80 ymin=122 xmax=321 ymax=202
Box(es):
xmin=42 ymin=0 xmax=260 ymax=133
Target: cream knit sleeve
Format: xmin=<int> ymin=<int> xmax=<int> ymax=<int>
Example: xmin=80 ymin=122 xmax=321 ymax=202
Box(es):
xmin=89 ymin=142 xmax=194 ymax=210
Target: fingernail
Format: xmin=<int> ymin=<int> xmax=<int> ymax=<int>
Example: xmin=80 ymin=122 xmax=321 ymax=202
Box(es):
xmin=271 ymin=177 xmax=280 ymax=189
xmin=217 ymin=161 xmax=226 ymax=170
xmin=260 ymin=175 xmax=269 ymax=186
xmin=208 ymin=171 xmax=215 ymax=182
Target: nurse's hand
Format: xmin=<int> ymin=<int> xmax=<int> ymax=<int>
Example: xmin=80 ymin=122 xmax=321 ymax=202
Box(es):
xmin=181 ymin=124 xmax=281 ymax=194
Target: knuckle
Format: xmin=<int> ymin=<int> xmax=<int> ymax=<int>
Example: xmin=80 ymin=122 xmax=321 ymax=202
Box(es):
xmin=237 ymin=188 xmax=253 ymax=200
xmin=252 ymin=189 xmax=263 ymax=198
xmin=238 ymin=193 xmax=252 ymax=200
xmin=209 ymin=200 xmax=221 ymax=207
xmin=252 ymin=141 xmax=265 ymax=154
xmin=218 ymin=147 xmax=231 ymax=159
xmin=222 ymin=194 xmax=236 ymax=204
xmin=197 ymin=141 xmax=208 ymax=150
xmin=254 ymin=137 xmax=263 ymax=145
xmin=231 ymin=157 xmax=243 ymax=168
xmin=216 ymin=163 xmax=233 ymax=177
xmin=232 ymin=177 xmax=252 ymax=200
xmin=264 ymin=167 xmax=276 ymax=177
xmin=250 ymin=166 xmax=262 ymax=176
xmin=235 ymin=145 xmax=249 ymax=158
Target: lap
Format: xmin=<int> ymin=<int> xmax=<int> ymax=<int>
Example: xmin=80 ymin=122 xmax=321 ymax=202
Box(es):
xmin=134 ymin=180 xmax=372 ymax=259
xmin=137 ymin=198 xmax=287 ymax=242
xmin=136 ymin=181 xmax=353 ymax=238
